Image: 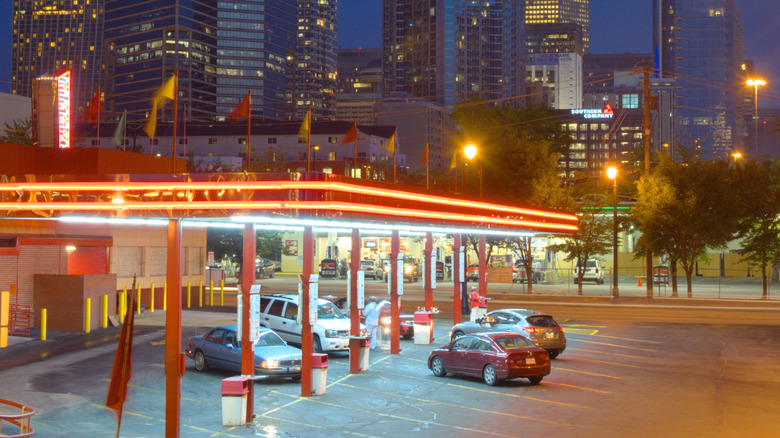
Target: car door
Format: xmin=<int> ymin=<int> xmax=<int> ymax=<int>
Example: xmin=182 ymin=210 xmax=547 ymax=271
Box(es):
xmin=488 ymin=311 xmax=516 ymax=332
xmin=462 ymin=337 xmax=494 ymax=377
xmin=201 ymin=328 xmax=227 ymax=370
xmin=220 ymin=329 xmax=242 ymax=373
xmin=446 ymin=336 xmax=476 ymax=374
xmin=279 ymin=301 xmax=302 ymax=344
xmin=262 ymin=298 xmax=294 ymax=342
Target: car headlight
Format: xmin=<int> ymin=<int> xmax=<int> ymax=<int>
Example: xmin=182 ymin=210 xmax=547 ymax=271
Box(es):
xmin=260 ymin=359 xmax=279 ymax=369
xmin=404 ymin=266 xmax=412 ymax=274
xmin=381 ymin=316 xmax=391 ymax=326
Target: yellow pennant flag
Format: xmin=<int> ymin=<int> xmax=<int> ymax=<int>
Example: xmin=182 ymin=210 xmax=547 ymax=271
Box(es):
xmin=385 ymin=132 xmax=396 ymax=153
xmin=421 ymin=141 xmax=429 ymax=166
xmin=153 ymin=75 xmax=176 ymax=107
xmin=449 ymin=149 xmax=458 ymax=170
xmin=143 ymin=102 xmax=158 ymax=139
xmin=297 ymin=107 xmax=311 ymax=141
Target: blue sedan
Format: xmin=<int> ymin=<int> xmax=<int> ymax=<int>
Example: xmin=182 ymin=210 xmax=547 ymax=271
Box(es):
xmin=186 ymin=325 xmax=302 ymax=379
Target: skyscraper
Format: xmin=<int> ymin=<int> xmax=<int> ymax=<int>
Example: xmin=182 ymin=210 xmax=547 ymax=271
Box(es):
xmin=524 ymin=0 xmax=589 ymax=53
xmin=296 ymin=0 xmax=338 ymax=120
xmin=653 ymin=0 xmax=746 ymax=158
xmin=382 ymin=0 xmax=524 ymax=107
xmin=12 ymin=0 xmax=105 ymax=121
xmin=216 ymin=0 xmax=297 ymax=120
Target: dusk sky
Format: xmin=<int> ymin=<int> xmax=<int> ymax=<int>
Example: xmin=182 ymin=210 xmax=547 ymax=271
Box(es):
xmin=0 ymin=1 xmax=777 ymax=104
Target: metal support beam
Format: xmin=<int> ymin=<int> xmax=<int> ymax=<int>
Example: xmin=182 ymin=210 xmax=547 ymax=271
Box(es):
xmin=165 ymin=219 xmax=183 ymax=437
xmin=424 ymin=232 xmax=433 ymax=311
xmin=453 ymin=234 xmax=462 ymax=324
xmin=390 ymin=230 xmax=400 ymax=354
xmin=349 ymin=227 xmax=361 ymax=374
xmin=300 ymin=226 xmax=314 ymax=396
xmin=241 ymin=223 xmax=256 ymax=420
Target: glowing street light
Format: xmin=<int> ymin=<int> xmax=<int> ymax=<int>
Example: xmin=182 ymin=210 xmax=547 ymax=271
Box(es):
xmin=607 ymin=166 xmax=618 ymax=299
xmin=463 ymin=143 xmax=481 ymax=198
xmin=747 ymin=78 xmax=766 ymax=158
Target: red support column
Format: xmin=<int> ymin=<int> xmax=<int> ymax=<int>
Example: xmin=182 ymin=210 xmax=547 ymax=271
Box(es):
xmin=478 ymin=234 xmax=487 ymax=298
xmin=165 ymin=219 xmax=182 ymax=437
xmin=453 ymin=234 xmax=462 ymax=324
xmin=424 ymin=232 xmax=433 ymax=311
xmin=300 ymin=226 xmax=314 ymax=397
xmin=240 ymin=223 xmax=256 ymax=420
xmin=349 ymin=227 xmax=361 ymax=374
xmin=390 ymin=230 xmax=400 ymax=354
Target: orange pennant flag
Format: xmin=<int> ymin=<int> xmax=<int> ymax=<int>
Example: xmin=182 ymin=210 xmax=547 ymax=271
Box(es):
xmin=106 ymin=291 xmax=136 ymax=413
xmin=341 ymin=121 xmax=358 ymax=143
xmin=228 ymin=91 xmax=251 ymax=122
xmin=87 ymin=87 xmax=102 ymax=126
xmin=421 ymin=140 xmax=429 ymax=166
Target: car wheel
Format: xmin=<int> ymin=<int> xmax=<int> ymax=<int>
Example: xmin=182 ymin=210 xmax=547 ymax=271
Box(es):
xmin=548 ymin=350 xmax=560 ymax=359
xmin=528 ymin=375 xmax=543 ymax=385
xmin=451 ymin=330 xmax=465 ymax=340
xmin=313 ymin=334 xmax=323 ymax=353
xmin=270 ymin=273 xmax=274 ymax=278
xmin=194 ymin=351 xmax=208 ymax=371
xmin=483 ymin=364 xmax=498 ymax=386
xmin=599 ymin=278 xmax=604 ymax=284
xmin=431 ymin=356 xmax=447 ymax=377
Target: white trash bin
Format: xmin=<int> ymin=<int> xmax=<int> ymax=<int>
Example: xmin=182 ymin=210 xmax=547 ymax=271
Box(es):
xmin=221 ymin=377 xmax=248 ymax=426
xmin=311 ymin=353 xmax=328 ymax=395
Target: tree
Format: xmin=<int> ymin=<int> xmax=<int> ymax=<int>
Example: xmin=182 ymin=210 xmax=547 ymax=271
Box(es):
xmin=732 ymin=158 xmax=780 ymax=298
xmin=450 ymin=99 xmax=569 ymax=207
xmin=0 ymin=118 xmax=33 ymax=146
xmin=632 ymin=144 xmax=740 ymax=296
xmin=206 ymin=228 xmax=287 ymax=270
xmin=547 ymin=177 xmax=613 ymax=295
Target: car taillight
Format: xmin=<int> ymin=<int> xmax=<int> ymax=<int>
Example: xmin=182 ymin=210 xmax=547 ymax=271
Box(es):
xmin=186 ymin=348 xmax=192 ymax=355
xmin=523 ymin=327 xmax=535 ymax=333
xmin=556 ymin=324 xmax=565 ymax=333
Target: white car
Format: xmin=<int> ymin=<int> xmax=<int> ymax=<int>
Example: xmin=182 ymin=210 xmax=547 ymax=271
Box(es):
xmin=259 ymin=294 xmax=364 ymax=353
xmin=573 ymin=260 xmax=604 ymax=284
xmin=360 ymin=260 xmax=383 ymax=280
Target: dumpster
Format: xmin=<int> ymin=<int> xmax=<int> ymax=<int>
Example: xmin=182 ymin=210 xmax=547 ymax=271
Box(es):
xmin=311 ymin=353 xmax=328 ymax=395
xmin=221 ymin=377 xmax=249 ymax=426
xmin=413 ymin=311 xmax=434 ymax=345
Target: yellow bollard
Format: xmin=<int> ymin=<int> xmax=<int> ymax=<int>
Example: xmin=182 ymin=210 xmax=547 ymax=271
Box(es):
xmin=209 ymin=280 xmax=214 ymax=306
xmin=1 ymin=291 xmax=8 ymax=348
xmin=85 ymin=297 xmax=91 ymax=334
xmin=187 ymin=281 xmax=191 ymax=308
xmin=120 ymin=285 xmax=127 ymax=324
xmin=137 ymin=283 xmax=142 ymax=314
xmin=220 ymin=279 xmax=224 ymax=306
xmin=150 ymin=283 xmax=155 ymax=313
xmin=163 ymin=283 xmax=167 ymax=311
xmin=41 ymin=308 xmax=47 ymax=341
xmin=199 ymin=281 xmax=203 ymax=307
xmin=101 ymin=294 xmax=108 ymax=329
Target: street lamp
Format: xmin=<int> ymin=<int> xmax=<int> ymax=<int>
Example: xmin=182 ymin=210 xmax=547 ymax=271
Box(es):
xmin=732 ymin=152 xmax=742 ymax=164
xmin=747 ymin=78 xmax=766 ymax=158
xmin=607 ymin=166 xmax=618 ymax=299
xmin=464 ymin=143 xmax=482 ymax=198
xmin=312 ymin=145 xmax=320 ymax=171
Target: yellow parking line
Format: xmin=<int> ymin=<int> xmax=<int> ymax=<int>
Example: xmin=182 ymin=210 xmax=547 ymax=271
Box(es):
xmin=565 ymin=347 xmax=645 ymax=359
xmin=336 ymin=382 xmax=573 ymax=426
xmin=542 ymin=381 xmax=610 ymax=393
xmin=587 ymin=334 xmax=663 ymax=344
xmin=567 ymin=338 xmax=657 ymax=352
xmin=564 ymin=328 xmax=600 ymax=335
xmin=87 ymin=403 xmax=247 ymax=437
xmin=102 ymin=378 xmax=217 ymax=405
xmin=563 ymin=323 xmax=608 ymax=328
xmin=446 ymin=383 xmax=591 ymax=409
xmin=553 ymin=367 xmax=621 ymax=379
xmin=563 ymin=357 xmax=640 ymax=368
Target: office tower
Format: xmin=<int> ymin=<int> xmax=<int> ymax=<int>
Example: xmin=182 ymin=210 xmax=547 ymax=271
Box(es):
xmin=337 ymin=48 xmax=383 ymax=95
xmin=216 ymin=0 xmax=297 ymax=120
xmin=12 ymin=0 xmax=105 ymax=121
xmin=296 ymin=0 xmax=338 ymax=120
xmin=653 ymin=0 xmax=746 ymax=158
xmin=382 ymin=0 xmax=524 ymax=107
xmin=104 ymin=0 xmax=219 ymax=123
xmin=524 ymin=0 xmax=589 ymax=53
xmin=525 ymin=22 xmax=584 ymax=56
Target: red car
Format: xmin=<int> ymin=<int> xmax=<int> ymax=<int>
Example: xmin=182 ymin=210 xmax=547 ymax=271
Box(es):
xmin=427 ymin=332 xmax=550 ymax=386
xmin=466 ymin=263 xmax=479 ymax=281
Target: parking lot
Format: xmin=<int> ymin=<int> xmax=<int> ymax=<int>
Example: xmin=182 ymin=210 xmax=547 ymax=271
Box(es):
xmin=5 ymin=301 xmax=780 ymax=437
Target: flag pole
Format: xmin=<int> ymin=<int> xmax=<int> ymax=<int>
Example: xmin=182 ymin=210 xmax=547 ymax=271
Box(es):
xmin=171 ymin=70 xmax=179 ymax=173
xmin=426 ymin=149 xmax=429 ymax=190
xmin=182 ymin=104 xmax=187 ymax=161
xmin=353 ymin=136 xmax=357 ymax=178
xmin=246 ymin=90 xmax=252 ymax=173
xmin=96 ymin=86 xmax=101 ymax=146
xmin=393 ymin=131 xmax=397 ymax=183
xmin=306 ymin=106 xmax=312 ymax=174
xmin=122 ymin=110 xmax=127 ymax=152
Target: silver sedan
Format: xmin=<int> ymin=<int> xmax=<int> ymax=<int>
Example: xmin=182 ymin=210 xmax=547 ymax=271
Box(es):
xmin=449 ymin=309 xmax=566 ymax=358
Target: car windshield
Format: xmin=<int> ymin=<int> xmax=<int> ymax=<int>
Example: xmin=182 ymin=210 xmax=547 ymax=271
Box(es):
xmin=526 ymin=315 xmax=558 ymax=327
xmin=254 ymin=331 xmax=286 ymax=347
xmin=494 ymin=335 xmax=536 ymax=351
xmin=317 ymin=301 xmax=346 ymax=319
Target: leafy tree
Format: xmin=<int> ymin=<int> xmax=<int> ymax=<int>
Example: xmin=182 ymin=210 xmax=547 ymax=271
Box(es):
xmin=251 ymin=145 xmax=291 ymax=173
xmin=632 ymin=143 xmax=740 ymax=296
xmin=546 ymin=176 xmax=613 ymax=295
xmin=732 ymin=158 xmax=780 ymax=298
xmin=207 ymin=228 xmax=287 ymax=269
xmin=0 ymin=118 xmax=33 ymax=145
xmin=450 ymin=99 xmax=569 ymax=207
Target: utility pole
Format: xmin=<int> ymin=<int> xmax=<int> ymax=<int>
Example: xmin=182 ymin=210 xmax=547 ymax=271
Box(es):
xmin=643 ymin=61 xmax=653 ymax=297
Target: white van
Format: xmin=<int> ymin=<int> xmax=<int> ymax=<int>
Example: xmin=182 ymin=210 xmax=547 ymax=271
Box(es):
xmin=258 ymin=294 xmax=363 ymax=353
xmin=573 ymin=260 xmax=604 ymax=284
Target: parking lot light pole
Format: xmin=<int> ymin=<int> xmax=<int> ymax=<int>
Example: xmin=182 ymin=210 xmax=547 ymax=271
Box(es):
xmin=607 ymin=166 xmax=619 ymax=299
xmin=464 ymin=142 xmax=481 ymax=197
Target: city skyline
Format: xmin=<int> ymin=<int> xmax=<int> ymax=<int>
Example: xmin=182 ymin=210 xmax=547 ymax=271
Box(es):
xmin=1 ymin=1 xmax=778 ymax=106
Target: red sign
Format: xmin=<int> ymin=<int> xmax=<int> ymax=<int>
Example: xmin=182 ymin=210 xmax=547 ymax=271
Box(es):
xmin=602 ymin=103 xmax=614 ymax=114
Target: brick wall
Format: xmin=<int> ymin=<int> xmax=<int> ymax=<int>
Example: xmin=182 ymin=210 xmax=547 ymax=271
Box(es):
xmin=33 ymin=273 xmax=117 ymax=332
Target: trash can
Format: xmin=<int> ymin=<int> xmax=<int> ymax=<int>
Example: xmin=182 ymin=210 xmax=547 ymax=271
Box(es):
xmin=413 ymin=311 xmax=433 ymax=345
xmin=221 ymin=377 xmax=249 ymax=426
xmin=311 ymin=353 xmax=328 ymax=395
